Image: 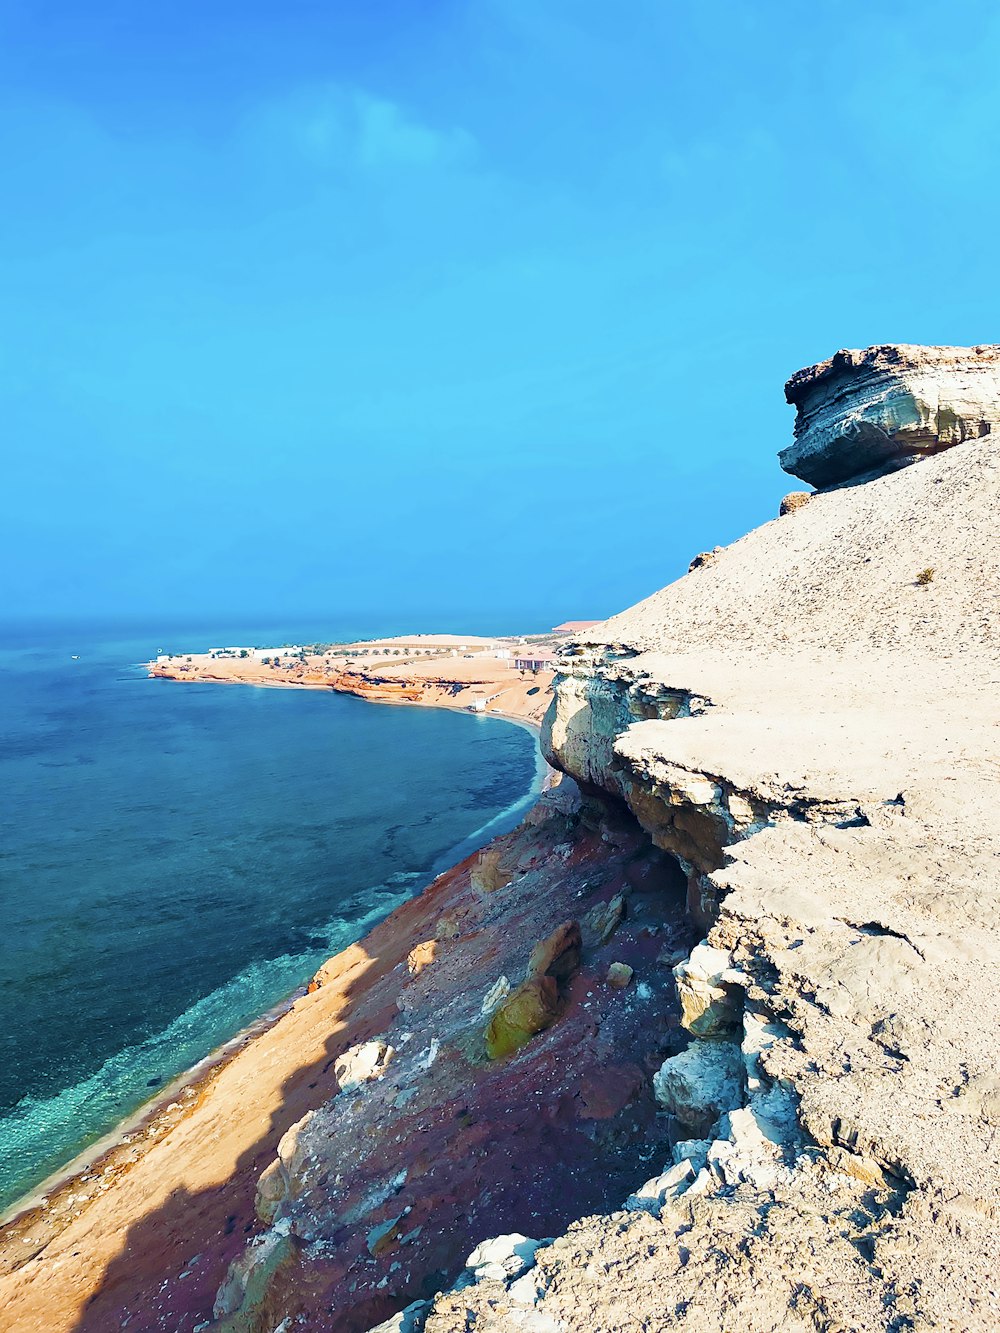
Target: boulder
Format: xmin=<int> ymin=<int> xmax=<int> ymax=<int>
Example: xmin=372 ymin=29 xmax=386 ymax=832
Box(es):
xmin=653 ymin=1040 xmax=744 ymax=1137
xmin=525 ymin=920 xmax=582 ymax=985
xmin=606 ymin=962 xmax=633 ymax=989
xmin=367 ymin=1213 xmax=404 ymax=1256
xmin=781 ymin=343 xmax=1000 ymax=488
xmin=779 ymin=490 xmax=812 ymax=515
xmin=465 ymin=1233 xmax=541 ymax=1283
xmin=406 ymin=940 xmax=436 ymax=977
xmin=471 ymin=846 xmax=510 ymax=894
xmin=484 ymin=977 xmax=560 ymax=1060
xmin=673 ymin=942 xmax=746 ymax=1037
xmin=214 ymin=1229 xmax=295 ymax=1328
xmin=584 ymin=894 xmax=625 ymax=944
xmin=336 ymin=1039 xmax=393 ymax=1093
xmin=624 ymin=1159 xmax=695 ymax=1215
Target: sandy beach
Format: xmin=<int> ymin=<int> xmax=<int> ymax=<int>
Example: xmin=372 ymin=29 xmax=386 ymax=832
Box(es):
xmin=148 ymin=639 xmax=558 ymax=728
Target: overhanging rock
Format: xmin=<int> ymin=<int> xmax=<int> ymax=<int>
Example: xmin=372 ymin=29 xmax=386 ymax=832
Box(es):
xmin=780 ymin=343 xmax=1000 ymax=488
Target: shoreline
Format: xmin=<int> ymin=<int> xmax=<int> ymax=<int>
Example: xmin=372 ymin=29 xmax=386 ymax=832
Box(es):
xmin=0 ymin=666 xmax=553 ymax=1240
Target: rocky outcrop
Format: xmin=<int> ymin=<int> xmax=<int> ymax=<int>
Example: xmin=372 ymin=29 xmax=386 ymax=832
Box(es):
xmin=521 ymin=375 xmax=1000 ymax=1332
xmin=780 ymin=342 xmax=1000 ymax=487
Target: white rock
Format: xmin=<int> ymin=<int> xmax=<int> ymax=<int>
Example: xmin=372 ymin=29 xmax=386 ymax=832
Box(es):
xmin=653 ymin=1040 xmax=744 ymax=1137
xmin=671 ymin=1138 xmax=712 ymax=1171
xmin=624 ymin=1159 xmax=695 ymax=1215
xmin=481 ymin=975 xmax=511 ymax=1017
xmin=335 ymin=1040 xmax=393 ymax=1094
xmin=673 ymin=942 xmax=745 ymax=1037
xmin=465 ymin=1233 xmax=540 ymax=1283
xmin=508 ymin=1270 xmax=545 ymax=1306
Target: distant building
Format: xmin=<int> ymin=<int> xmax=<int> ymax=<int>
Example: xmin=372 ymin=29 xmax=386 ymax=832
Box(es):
xmin=251 ymin=646 xmax=303 ymax=660
xmin=551 ymin=620 xmax=602 ymax=634
xmin=514 ymin=648 xmax=558 ymax=672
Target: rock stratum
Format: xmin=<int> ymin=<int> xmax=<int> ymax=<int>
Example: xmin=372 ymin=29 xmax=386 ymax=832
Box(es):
xmin=2 ymin=345 xmax=998 ymax=1333
xmin=781 ymin=342 xmax=1000 ymax=487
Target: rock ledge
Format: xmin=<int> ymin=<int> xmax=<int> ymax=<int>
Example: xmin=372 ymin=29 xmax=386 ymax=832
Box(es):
xmin=781 ymin=342 xmax=1000 ymax=487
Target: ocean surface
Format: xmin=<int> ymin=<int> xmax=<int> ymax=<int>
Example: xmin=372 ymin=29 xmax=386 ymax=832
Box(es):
xmin=0 ymin=619 xmax=543 ymax=1213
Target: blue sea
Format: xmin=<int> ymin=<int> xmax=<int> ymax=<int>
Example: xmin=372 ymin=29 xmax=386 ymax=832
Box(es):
xmin=0 ymin=619 xmax=543 ymax=1213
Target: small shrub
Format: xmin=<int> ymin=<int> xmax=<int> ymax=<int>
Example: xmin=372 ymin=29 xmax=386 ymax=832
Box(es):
xmin=916 ymin=567 xmax=935 ymax=586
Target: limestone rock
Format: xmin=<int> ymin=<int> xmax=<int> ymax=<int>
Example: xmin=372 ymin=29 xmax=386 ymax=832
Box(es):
xmin=481 ymin=974 xmax=511 ymax=1017
xmin=407 ymin=940 xmax=437 ymax=977
xmin=368 ymin=1299 xmax=430 ymax=1333
xmin=781 ymin=343 xmax=1000 ymax=487
xmin=484 ymin=977 xmax=560 ymax=1060
xmin=254 ymin=1156 xmax=288 ymax=1225
xmin=584 ymin=894 xmax=625 ymax=944
xmin=779 ymin=490 xmax=812 ymax=515
xmin=624 ymin=1159 xmax=695 ymax=1215
xmin=671 ymin=1137 xmax=712 ymax=1171
xmin=525 ymin=920 xmax=582 ymax=985
xmin=465 ymin=1233 xmax=541 ymax=1283
xmin=336 ymin=1039 xmax=393 ymax=1093
xmin=606 ymin=962 xmax=633 ymax=989
xmin=653 ymin=1040 xmax=744 ymax=1137
xmin=471 ymin=846 xmax=510 ymax=894
xmin=214 ymin=1229 xmax=295 ymax=1327
xmin=673 ymin=942 xmax=745 ymax=1037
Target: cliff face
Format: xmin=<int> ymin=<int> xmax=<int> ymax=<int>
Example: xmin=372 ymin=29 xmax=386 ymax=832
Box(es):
xmin=512 ymin=362 xmax=1000 ymax=1333
xmin=779 ymin=342 xmax=1000 ymax=487
xmin=216 ymin=349 xmax=999 ymax=1333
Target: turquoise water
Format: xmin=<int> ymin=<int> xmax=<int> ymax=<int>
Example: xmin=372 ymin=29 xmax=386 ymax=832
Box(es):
xmin=0 ymin=620 xmax=541 ymax=1212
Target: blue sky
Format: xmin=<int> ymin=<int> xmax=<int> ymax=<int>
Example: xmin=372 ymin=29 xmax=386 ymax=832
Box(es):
xmin=2 ymin=1 xmax=999 ymax=630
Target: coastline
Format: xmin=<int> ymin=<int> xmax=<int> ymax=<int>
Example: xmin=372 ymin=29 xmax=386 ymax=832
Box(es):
xmin=0 ymin=656 xmax=555 ymax=1329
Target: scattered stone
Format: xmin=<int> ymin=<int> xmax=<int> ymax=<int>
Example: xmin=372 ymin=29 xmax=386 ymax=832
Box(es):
xmin=336 ymin=1040 xmax=393 ymax=1094
xmin=606 ymin=962 xmax=633 ymax=989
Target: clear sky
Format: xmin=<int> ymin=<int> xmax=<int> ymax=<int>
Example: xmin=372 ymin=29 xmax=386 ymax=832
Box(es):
xmin=3 ymin=1 xmax=999 ymax=630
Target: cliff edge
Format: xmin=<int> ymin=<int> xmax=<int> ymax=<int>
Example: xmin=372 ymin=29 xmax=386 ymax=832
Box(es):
xmin=422 ymin=347 xmax=1000 ymax=1331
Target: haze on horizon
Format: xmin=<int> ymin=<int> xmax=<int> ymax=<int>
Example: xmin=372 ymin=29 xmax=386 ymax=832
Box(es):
xmin=3 ymin=0 xmax=999 ymax=629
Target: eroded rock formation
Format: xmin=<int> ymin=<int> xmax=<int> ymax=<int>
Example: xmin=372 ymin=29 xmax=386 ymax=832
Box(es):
xmin=781 ymin=342 xmax=1000 ymax=487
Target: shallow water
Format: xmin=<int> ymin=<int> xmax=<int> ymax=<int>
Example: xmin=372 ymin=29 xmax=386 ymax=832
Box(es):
xmin=0 ymin=620 xmax=541 ymax=1211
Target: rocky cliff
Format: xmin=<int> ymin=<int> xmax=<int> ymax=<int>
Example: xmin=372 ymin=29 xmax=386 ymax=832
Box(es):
xmin=412 ymin=347 xmax=1000 ymax=1331
xmin=781 ymin=342 xmax=1000 ymax=487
